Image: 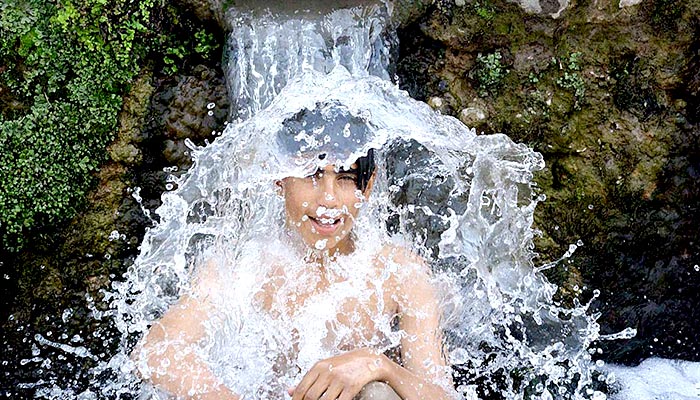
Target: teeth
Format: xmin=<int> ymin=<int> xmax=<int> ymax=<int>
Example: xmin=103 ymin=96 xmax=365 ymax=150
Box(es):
xmin=317 ymin=218 xmax=336 ymax=225
xmin=315 ymin=206 xmax=342 ymax=218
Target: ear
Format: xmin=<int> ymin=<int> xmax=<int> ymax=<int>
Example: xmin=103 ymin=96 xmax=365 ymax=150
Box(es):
xmin=362 ymin=172 xmax=376 ymax=198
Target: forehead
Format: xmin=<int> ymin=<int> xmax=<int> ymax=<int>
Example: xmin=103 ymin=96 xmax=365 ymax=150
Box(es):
xmin=310 ymin=163 xmax=359 ymax=175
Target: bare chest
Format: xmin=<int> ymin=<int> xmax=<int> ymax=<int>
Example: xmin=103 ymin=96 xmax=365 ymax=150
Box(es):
xmin=267 ymin=276 xmax=398 ymax=351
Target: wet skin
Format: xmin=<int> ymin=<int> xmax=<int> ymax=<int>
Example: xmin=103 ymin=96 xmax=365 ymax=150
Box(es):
xmin=136 ymin=164 xmax=455 ymax=400
xmin=278 ymin=164 xmax=372 ymax=256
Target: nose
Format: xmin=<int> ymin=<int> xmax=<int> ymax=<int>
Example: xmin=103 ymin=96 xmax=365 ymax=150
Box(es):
xmin=316 ymin=174 xmax=338 ymax=207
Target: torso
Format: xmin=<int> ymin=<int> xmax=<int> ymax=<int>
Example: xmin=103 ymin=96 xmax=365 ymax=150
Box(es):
xmin=195 ymin=240 xmax=429 ymax=396
xmin=255 ymin=246 xmax=402 ymax=367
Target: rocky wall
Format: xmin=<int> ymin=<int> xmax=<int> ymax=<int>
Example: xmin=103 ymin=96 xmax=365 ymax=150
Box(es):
xmin=395 ymin=0 xmax=700 ymax=363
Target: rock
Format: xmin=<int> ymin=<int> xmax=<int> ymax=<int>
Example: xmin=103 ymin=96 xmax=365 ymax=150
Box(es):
xmin=396 ymin=0 xmax=700 ymax=363
xmin=107 ymin=72 xmax=154 ymax=166
xmin=508 ymin=0 xmax=570 ymax=18
xmin=159 ymin=66 xmax=229 ymax=143
xmin=108 ymin=143 xmax=141 ymax=165
xmin=459 ymin=101 xmax=489 ymax=127
xmin=174 ymin=0 xmax=227 ymax=29
xmin=428 ymin=96 xmax=449 ymax=114
xmin=619 ymin=0 xmax=643 ymax=8
xmin=177 ymin=0 xmax=433 ymax=30
xmin=513 ymin=44 xmax=553 ymax=74
xmin=162 ymin=139 xmax=192 ymax=167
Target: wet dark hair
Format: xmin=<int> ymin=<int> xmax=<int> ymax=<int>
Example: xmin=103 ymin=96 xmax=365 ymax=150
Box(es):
xmin=278 ymin=101 xmax=377 ymax=191
xmin=339 ymin=148 xmax=375 ymax=192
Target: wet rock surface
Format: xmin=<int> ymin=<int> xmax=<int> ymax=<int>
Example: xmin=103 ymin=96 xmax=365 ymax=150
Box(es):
xmin=0 ymin=60 xmax=228 ymax=398
xmin=395 ymin=0 xmax=700 ymax=363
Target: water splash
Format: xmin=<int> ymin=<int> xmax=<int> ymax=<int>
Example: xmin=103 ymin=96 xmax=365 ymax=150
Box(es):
xmin=22 ymin=2 xmax=614 ymax=399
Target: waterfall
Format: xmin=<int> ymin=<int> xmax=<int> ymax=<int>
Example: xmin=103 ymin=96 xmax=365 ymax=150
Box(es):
xmin=224 ymin=2 xmax=395 ymax=120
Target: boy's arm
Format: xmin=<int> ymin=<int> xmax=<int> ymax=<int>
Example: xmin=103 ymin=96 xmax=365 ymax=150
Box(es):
xmin=382 ymin=255 xmax=455 ymax=400
xmin=133 ymin=263 xmax=241 ymax=400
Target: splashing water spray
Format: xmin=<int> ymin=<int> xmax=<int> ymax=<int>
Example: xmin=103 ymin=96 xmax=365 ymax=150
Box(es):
xmin=18 ymin=1 xmax=634 ymax=399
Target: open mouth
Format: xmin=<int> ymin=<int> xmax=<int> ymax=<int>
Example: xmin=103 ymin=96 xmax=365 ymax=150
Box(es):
xmin=309 ymin=216 xmax=342 ymax=234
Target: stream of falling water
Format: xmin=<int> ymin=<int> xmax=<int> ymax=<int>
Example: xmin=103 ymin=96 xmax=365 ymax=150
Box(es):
xmin=19 ymin=2 xmax=633 ymax=399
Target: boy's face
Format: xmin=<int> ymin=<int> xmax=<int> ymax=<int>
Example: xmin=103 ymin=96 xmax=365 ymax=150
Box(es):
xmin=279 ymin=163 xmax=373 ymax=255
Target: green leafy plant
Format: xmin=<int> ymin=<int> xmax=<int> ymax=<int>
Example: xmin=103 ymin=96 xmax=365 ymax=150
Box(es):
xmin=194 ymin=29 xmax=217 ymax=57
xmin=473 ymin=1 xmax=496 ymax=21
xmin=556 ymin=52 xmax=586 ymax=109
xmin=472 ymin=51 xmax=507 ymax=97
xmin=0 ymin=0 xmax=161 ymax=252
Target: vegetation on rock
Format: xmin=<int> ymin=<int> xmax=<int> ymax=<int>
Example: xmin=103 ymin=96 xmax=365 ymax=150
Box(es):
xmin=0 ymin=0 xmax=219 ymax=253
xmin=397 ymin=0 xmax=700 ymax=363
xmin=1 ymin=1 xmax=226 ymax=394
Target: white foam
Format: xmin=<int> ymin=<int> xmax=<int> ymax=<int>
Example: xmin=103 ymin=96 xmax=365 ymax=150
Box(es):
xmin=606 ymin=358 xmax=700 ymax=400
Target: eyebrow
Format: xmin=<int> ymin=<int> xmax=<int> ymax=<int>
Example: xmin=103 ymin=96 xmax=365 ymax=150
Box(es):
xmin=308 ymin=167 xmax=359 ymax=177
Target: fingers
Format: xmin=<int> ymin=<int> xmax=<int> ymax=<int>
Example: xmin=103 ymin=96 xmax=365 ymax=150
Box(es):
xmin=292 ymin=369 xmax=319 ymax=400
xmin=303 ymin=377 xmax=332 ymax=400
xmin=318 ymin=382 xmax=342 ymax=400
xmin=337 ymin=387 xmax=361 ymax=400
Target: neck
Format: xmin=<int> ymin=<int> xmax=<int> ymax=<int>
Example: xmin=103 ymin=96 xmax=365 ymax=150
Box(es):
xmin=304 ymin=240 xmax=354 ymax=267
xmin=283 ymin=228 xmax=355 ymax=266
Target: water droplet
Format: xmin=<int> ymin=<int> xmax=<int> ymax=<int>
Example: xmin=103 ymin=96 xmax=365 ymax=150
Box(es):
xmin=62 ymin=309 xmax=73 ymax=323
xmin=694 ymin=265 xmax=699 ymax=272
xmin=450 ymin=347 xmax=470 ymax=364
xmin=207 ymin=102 xmax=216 ymax=110
xmin=108 ymin=230 xmax=120 ymax=241
xmin=587 ymin=204 xmax=594 ymax=210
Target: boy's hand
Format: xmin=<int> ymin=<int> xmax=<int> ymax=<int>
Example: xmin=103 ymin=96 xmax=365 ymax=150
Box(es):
xmin=289 ymin=348 xmax=389 ymax=400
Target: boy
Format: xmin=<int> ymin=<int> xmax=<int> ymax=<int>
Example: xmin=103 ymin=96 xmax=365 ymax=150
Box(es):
xmin=135 ymin=104 xmax=455 ymax=400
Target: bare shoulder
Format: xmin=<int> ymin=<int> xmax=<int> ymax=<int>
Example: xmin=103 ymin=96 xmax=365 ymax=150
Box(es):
xmin=376 ymin=244 xmax=431 ymax=280
xmin=375 ymin=244 xmax=436 ymax=306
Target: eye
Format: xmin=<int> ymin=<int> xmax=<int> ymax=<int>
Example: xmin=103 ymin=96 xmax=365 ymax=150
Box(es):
xmin=338 ymin=174 xmax=358 ymax=183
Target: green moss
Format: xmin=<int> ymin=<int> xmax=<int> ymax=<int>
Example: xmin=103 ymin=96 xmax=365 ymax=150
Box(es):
xmin=0 ymin=0 xmax=221 ymax=252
